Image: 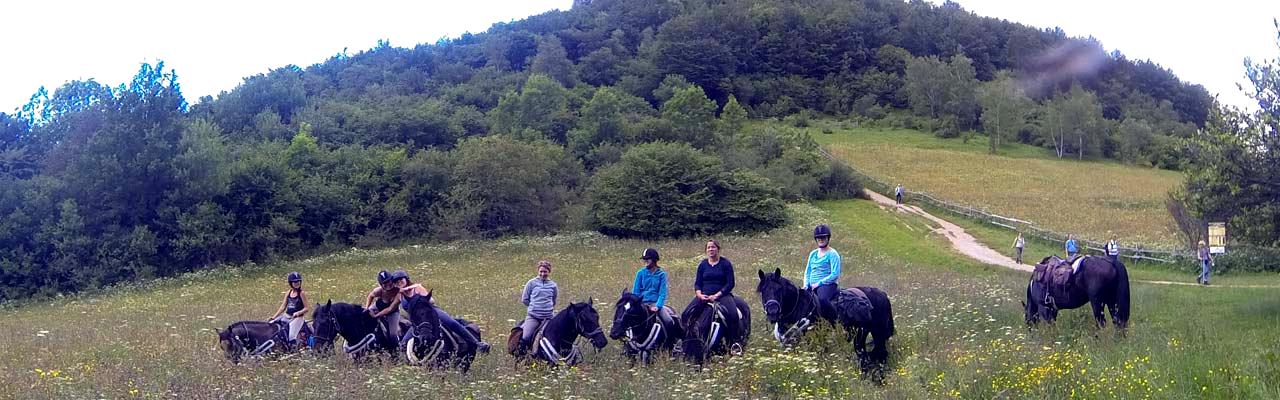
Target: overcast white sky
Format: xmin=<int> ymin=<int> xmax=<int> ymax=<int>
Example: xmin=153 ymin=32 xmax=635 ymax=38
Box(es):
xmin=2 ymin=0 xmax=1276 ymax=114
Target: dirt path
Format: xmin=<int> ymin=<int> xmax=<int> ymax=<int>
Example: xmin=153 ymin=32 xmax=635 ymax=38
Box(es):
xmin=863 ymin=190 xmax=1276 ymax=289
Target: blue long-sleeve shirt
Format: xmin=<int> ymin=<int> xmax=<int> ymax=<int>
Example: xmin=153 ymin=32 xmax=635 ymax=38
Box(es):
xmin=1065 ymin=239 xmax=1079 ymax=254
xmin=804 ymin=248 xmax=842 ymax=287
xmin=632 ymin=267 xmax=668 ymax=308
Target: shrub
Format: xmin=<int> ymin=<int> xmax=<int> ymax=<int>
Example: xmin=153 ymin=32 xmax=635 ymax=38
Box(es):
xmin=1212 ymin=245 xmax=1280 ymax=273
xmin=589 ymin=142 xmax=786 ymax=238
xmin=816 ymin=162 xmax=866 ymax=200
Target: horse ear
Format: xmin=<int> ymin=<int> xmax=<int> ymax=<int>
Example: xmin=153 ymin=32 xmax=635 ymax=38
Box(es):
xmin=622 ymin=288 xmax=628 ymax=296
xmin=326 ymin=299 xmax=332 ymax=306
xmin=588 ymin=297 xmax=594 ymax=306
xmin=774 ymin=267 xmax=782 ymax=276
xmin=758 ymin=269 xmax=765 ymax=280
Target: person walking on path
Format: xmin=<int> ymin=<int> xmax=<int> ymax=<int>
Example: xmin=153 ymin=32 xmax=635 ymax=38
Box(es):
xmin=1012 ymin=233 xmax=1026 ymax=264
xmin=1197 ymin=240 xmax=1213 ymax=285
xmin=1105 ymin=232 xmax=1121 ymax=265
xmin=1064 ymin=234 xmax=1079 ymax=258
xmin=894 ymin=184 xmax=904 ymax=205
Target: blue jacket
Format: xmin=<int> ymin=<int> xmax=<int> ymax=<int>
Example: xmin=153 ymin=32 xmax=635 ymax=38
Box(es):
xmin=632 ymin=267 xmax=668 ymax=308
xmin=1065 ymin=239 xmax=1079 ymax=253
xmin=804 ymin=248 xmax=842 ymax=287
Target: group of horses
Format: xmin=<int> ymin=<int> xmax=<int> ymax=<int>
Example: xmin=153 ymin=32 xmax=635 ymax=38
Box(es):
xmin=216 ymin=255 xmax=1130 ymax=377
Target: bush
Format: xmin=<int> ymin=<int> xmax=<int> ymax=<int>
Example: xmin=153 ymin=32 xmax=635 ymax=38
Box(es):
xmin=816 ymin=162 xmax=866 ymax=200
xmin=589 ymin=142 xmax=787 ymax=238
xmin=1211 ymin=245 xmax=1280 ymax=273
xmin=435 ymin=136 xmax=584 ymax=238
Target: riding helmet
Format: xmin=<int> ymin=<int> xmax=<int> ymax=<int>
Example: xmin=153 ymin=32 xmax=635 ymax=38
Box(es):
xmin=813 ymin=224 xmax=832 ymax=239
xmin=392 ymin=269 xmax=409 ymax=281
xmin=377 ymin=270 xmax=392 ymax=284
xmin=287 ymin=271 xmax=302 ymax=283
xmin=640 ymin=248 xmax=660 ymax=261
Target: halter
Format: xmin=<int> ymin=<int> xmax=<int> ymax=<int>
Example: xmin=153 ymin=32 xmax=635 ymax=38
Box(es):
xmin=312 ymin=314 xmax=340 ymax=345
xmin=618 ymin=301 xmax=662 ymax=352
xmin=681 ymin=303 xmax=723 ymax=356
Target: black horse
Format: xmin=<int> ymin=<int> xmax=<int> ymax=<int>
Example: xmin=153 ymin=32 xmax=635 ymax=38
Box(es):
xmin=680 ymin=296 xmax=751 ymax=365
xmin=609 ymin=291 xmax=683 ymax=365
xmin=216 ymin=320 xmax=312 ymax=363
xmin=1025 ymin=255 xmax=1130 ymax=330
xmin=832 ymin=286 xmax=895 ymax=375
xmin=756 ymin=268 xmax=822 ymax=346
xmin=311 ymin=300 xmax=400 ymax=360
xmin=401 ymin=291 xmax=484 ymax=372
xmin=531 ymin=299 xmax=609 ymax=366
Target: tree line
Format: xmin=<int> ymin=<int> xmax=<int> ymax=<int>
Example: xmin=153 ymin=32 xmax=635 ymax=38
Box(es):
xmin=0 ymin=0 xmax=1226 ymax=299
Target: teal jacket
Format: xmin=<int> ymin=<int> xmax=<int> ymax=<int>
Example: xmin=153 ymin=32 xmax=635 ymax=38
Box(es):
xmin=632 ymin=267 xmax=668 ymax=308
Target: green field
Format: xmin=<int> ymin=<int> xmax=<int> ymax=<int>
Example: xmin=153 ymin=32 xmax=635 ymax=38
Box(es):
xmin=3 ymin=200 xmax=1278 ymax=399
xmin=810 ymin=121 xmax=1186 ymax=249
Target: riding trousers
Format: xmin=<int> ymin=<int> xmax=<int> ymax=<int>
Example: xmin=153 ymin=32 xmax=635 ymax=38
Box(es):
xmin=519 ymin=315 xmax=548 ymax=343
xmin=272 ymin=314 xmax=306 ymax=341
xmin=814 ymin=283 xmax=839 ymax=322
xmin=367 ymin=305 xmax=401 ymax=343
xmin=643 ymin=302 xmax=675 ymax=327
xmin=684 ymin=293 xmax=742 ymax=344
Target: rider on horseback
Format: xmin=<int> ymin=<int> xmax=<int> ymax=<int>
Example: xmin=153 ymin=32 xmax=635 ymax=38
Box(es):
xmin=516 ymin=260 xmax=558 ymax=354
xmin=396 ymin=270 xmax=492 ymax=353
xmin=364 ymin=270 xmax=403 ymax=346
xmin=805 ymin=224 xmax=843 ymax=322
xmin=633 ymin=248 xmax=674 ymax=327
xmin=683 ymin=240 xmax=743 ymax=350
xmin=268 ymin=272 xmax=310 ymax=349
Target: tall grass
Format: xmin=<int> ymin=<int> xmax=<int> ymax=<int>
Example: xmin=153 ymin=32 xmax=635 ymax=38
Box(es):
xmin=2 ymin=201 xmax=1277 ymax=398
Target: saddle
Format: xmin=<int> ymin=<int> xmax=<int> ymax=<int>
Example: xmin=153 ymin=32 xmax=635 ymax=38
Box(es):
xmin=1033 ymin=256 xmax=1085 ymax=291
xmin=507 ymin=318 xmax=549 ymax=357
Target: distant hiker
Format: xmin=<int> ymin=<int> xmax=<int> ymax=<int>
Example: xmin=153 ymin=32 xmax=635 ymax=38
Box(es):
xmin=516 ymin=260 xmax=558 ymax=352
xmin=268 ymin=272 xmax=309 ymax=347
xmin=364 ymin=270 xmax=402 ymax=344
xmin=1105 ymin=232 xmax=1121 ymax=265
xmin=894 ymin=184 xmax=904 ymax=205
xmin=805 ymin=224 xmax=842 ymax=322
xmin=1013 ymin=233 xmax=1026 ymax=264
xmin=1197 ymin=240 xmax=1213 ymax=285
xmin=1064 ymin=234 xmax=1079 ymax=258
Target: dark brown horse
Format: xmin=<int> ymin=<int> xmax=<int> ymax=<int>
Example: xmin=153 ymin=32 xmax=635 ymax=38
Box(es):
xmin=1024 ymin=255 xmax=1130 ymax=330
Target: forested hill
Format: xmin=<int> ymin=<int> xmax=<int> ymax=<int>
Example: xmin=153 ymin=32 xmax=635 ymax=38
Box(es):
xmin=0 ymin=0 xmax=1217 ymax=300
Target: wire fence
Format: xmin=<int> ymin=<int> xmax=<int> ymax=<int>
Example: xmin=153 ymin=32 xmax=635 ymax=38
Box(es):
xmin=819 ymin=147 xmax=1193 ymax=265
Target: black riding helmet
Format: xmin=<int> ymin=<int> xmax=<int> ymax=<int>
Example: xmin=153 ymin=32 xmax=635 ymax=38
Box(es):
xmin=377 ymin=270 xmax=392 ymax=284
xmin=392 ymin=269 xmax=409 ymax=282
xmin=813 ymin=224 xmax=832 ymax=239
xmin=640 ymin=248 xmax=660 ymax=261
xmin=287 ymin=271 xmax=302 ymax=283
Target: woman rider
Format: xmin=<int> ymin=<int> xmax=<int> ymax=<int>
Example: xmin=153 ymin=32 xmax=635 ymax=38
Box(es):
xmin=804 ymin=224 xmax=842 ymax=322
xmin=632 ymin=248 xmax=673 ymax=326
xmin=395 ymin=270 xmax=491 ymax=353
xmin=268 ymin=271 xmax=310 ymax=347
xmin=682 ymin=239 xmax=742 ymax=347
xmin=516 ymin=260 xmax=558 ymax=352
xmin=363 ymin=270 xmax=402 ymax=345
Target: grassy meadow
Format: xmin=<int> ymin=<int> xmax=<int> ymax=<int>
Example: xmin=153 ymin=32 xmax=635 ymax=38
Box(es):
xmin=2 ymin=200 xmax=1278 ymax=399
xmin=809 ymin=121 xmax=1185 ymax=248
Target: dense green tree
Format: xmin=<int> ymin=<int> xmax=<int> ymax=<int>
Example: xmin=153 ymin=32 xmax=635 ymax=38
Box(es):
xmin=530 ymin=35 xmax=575 ymax=87
xmin=489 ymin=74 xmax=574 ymax=142
xmin=978 ymin=73 xmax=1032 ymax=153
xmin=661 ymin=85 xmax=718 ymax=147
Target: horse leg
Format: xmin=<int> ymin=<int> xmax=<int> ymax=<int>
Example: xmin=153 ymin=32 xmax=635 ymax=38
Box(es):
xmin=1089 ymin=299 xmax=1107 ymax=328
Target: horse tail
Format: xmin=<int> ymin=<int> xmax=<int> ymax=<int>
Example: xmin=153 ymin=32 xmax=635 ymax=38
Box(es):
xmin=1112 ymin=259 xmax=1131 ymax=328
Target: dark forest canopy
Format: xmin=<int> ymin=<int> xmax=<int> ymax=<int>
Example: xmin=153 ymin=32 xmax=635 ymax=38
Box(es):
xmin=0 ymin=0 xmax=1221 ymax=300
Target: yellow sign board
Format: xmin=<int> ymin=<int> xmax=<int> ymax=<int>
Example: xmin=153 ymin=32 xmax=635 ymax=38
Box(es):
xmin=1208 ymin=222 xmax=1226 ymax=254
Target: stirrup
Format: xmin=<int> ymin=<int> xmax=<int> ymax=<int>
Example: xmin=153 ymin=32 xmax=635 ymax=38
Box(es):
xmin=729 ymin=342 xmax=743 ymax=356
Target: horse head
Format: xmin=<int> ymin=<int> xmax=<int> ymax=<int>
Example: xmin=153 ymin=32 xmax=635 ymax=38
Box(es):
xmin=216 ymin=326 xmax=244 ymax=363
xmin=757 ymin=268 xmax=797 ymax=323
xmin=610 ymin=290 xmax=648 ymax=340
xmin=680 ymin=300 xmax=717 ymax=364
xmin=310 ymin=300 xmax=339 ymax=354
xmin=403 ymin=291 xmax=445 ymax=364
xmin=571 ymin=299 xmax=608 ymax=350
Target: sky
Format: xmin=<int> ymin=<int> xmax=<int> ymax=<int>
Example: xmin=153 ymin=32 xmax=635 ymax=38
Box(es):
xmin=2 ymin=0 xmax=1277 ymax=114
xmin=930 ymin=0 xmax=1280 ymax=111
